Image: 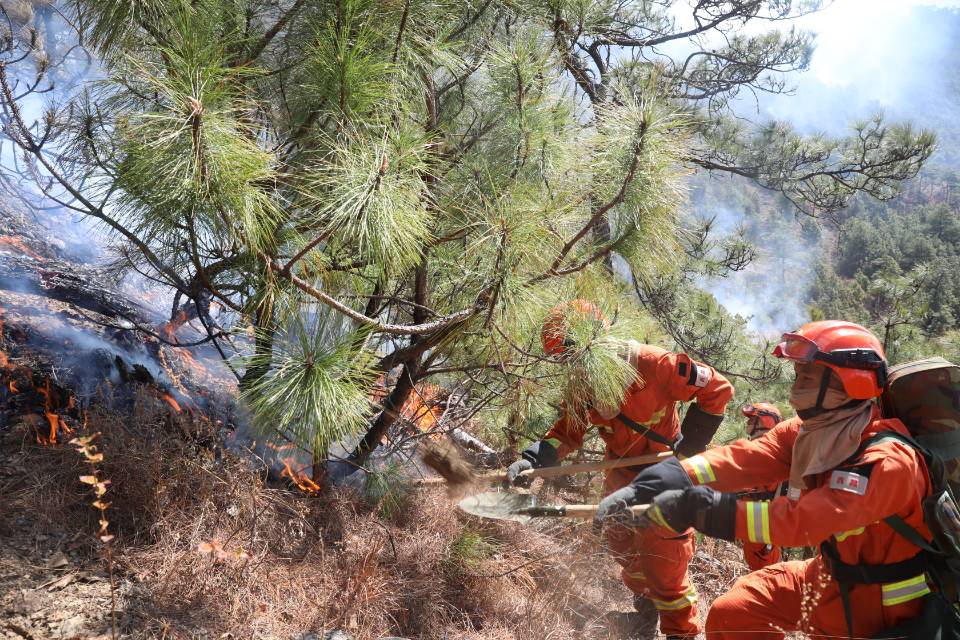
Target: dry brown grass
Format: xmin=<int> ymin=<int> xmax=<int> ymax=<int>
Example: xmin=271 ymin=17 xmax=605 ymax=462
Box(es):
xmin=1 ymin=388 xmax=656 ymax=639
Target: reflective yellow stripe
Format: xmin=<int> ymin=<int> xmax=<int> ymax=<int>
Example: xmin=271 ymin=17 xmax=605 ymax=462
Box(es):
xmin=647 ymin=505 xmax=673 ymax=531
xmin=651 ymin=588 xmax=697 ymax=611
xmin=745 ymin=501 xmax=772 ymax=544
xmin=627 ymin=570 xmax=646 ymax=580
xmin=834 ymin=527 xmax=865 ymax=542
xmin=881 ymin=575 xmax=930 ymax=606
xmin=687 ymin=455 xmax=716 ymax=484
xmin=544 ymin=437 xmax=562 ymax=449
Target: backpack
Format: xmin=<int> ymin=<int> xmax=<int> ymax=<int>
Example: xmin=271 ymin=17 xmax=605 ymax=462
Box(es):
xmin=881 ymin=357 xmax=960 ymax=498
xmin=867 ymin=357 xmax=960 ymax=637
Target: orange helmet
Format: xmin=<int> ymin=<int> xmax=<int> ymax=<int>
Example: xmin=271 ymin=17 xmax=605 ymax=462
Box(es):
xmin=772 ymin=320 xmax=887 ymax=399
xmin=741 ymin=402 xmax=782 ymax=435
xmin=541 ymin=300 xmax=609 ymax=357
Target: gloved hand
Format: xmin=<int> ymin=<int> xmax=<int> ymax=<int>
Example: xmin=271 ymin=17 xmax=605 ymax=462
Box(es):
xmin=630 ymin=458 xmax=694 ymax=502
xmin=676 ymin=403 xmax=724 ymax=458
xmin=646 ymin=485 xmax=737 ymax=540
xmin=506 ymin=458 xmax=534 ymax=487
xmin=592 ymin=458 xmax=693 ymax=535
xmin=506 ymin=439 xmax=560 ymax=487
xmin=593 ymin=485 xmax=639 ymax=534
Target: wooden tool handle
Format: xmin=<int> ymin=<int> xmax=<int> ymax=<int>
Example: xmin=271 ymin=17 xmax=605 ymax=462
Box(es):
xmin=418 ymin=451 xmax=674 ymax=485
xmin=519 ymin=451 xmax=674 ymax=479
xmin=562 ymin=504 xmax=650 ymax=518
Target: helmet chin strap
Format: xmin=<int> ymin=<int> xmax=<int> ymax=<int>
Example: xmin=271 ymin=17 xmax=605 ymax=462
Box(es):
xmin=796 ymin=368 xmax=861 ymax=420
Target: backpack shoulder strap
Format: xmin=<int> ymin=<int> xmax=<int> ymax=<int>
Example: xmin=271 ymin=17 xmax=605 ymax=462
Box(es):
xmin=849 ymin=430 xmax=926 ymax=459
xmin=884 ymin=514 xmax=939 ymax=554
xmin=855 ymin=432 xmax=946 ymax=554
xmin=613 ymin=413 xmax=677 ymax=449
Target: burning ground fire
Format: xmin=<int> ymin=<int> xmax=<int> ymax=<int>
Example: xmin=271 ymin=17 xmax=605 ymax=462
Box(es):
xmin=1 ymin=348 xmax=77 ymax=445
xmin=398 ymin=383 xmax=445 ymax=440
xmin=260 ymin=441 xmax=322 ymax=494
xmin=0 ymin=303 xmax=190 ymax=445
xmin=261 ymin=382 xmax=449 ymax=496
xmin=0 ymin=234 xmax=44 ymax=260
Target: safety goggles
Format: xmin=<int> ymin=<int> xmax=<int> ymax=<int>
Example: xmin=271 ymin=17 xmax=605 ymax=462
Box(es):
xmin=773 ymin=333 xmax=887 ymax=372
xmin=741 ymin=404 xmax=779 ymax=420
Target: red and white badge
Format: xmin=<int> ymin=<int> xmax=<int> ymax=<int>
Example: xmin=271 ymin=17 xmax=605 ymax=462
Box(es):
xmin=829 ymin=470 xmax=869 ymax=495
xmin=693 ymin=364 xmax=712 ymax=388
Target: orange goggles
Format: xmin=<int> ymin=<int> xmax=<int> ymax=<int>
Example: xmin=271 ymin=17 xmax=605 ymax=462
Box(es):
xmin=772 ymin=333 xmax=820 ymax=361
xmin=741 ymin=403 xmax=780 ymax=420
xmin=772 ymin=332 xmax=887 ymax=384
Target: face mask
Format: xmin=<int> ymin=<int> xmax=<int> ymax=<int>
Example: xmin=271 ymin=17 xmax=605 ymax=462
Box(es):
xmin=788 ymin=362 xmax=850 ymax=413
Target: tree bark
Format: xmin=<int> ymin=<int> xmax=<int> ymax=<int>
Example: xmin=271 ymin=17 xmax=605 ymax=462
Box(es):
xmin=349 ymin=359 xmax=419 ymax=465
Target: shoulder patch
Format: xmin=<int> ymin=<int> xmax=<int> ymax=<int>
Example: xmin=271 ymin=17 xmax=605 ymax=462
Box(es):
xmin=692 ymin=364 xmax=712 ymax=388
xmin=829 ymin=470 xmax=869 ymax=495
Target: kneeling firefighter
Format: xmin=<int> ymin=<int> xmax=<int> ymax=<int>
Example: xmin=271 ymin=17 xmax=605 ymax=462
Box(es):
xmin=594 ymin=320 xmax=938 ymax=639
xmin=505 ymin=300 xmax=734 ymax=639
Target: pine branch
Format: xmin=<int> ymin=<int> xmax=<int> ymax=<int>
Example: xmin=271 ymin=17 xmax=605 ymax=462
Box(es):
xmin=267 ymin=257 xmax=478 ymax=336
xmin=242 ymin=0 xmax=307 ymax=65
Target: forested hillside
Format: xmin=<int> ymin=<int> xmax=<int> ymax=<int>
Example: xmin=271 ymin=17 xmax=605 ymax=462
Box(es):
xmin=689 ymin=4 xmax=960 ymax=375
xmin=804 ymin=5 xmax=960 ymax=364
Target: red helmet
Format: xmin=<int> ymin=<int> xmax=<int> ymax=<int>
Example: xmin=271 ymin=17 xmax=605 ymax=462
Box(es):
xmin=741 ymin=402 xmax=782 ymax=434
xmin=541 ymin=300 xmax=609 ymax=357
xmin=772 ymin=321 xmax=887 ymax=399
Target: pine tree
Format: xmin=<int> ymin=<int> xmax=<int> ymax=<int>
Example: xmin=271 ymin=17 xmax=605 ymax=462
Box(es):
xmin=0 ymin=1 xmax=935 ymax=470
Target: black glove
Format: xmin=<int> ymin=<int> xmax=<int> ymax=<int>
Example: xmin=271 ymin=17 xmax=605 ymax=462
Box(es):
xmin=507 ymin=439 xmax=560 ymax=487
xmin=506 ymin=459 xmax=534 ymax=487
xmin=676 ymin=403 xmax=724 ymax=458
xmin=593 ymin=458 xmax=693 ymax=534
xmin=629 ymin=457 xmax=694 ymax=503
xmin=647 ymin=485 xmax=737 ymax=540
xmin=593 ymin=485 xmax=639 ymax=534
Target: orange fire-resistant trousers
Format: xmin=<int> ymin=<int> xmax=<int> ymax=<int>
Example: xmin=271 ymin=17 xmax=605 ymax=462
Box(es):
xmin=603 ymin=466 xmax=700 ymax=638
xmin=705 ymin=558 xmax=925 ymax=639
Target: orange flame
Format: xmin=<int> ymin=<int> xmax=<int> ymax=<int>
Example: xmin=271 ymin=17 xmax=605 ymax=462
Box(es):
xmin=161 ymin=393 xmax=182 ymax=413
xmin=35 ymin=379 xmax=72 ymax=445
xmin=197 ymin=539 xmax=252 ymax=562
xmin=0 ymin=351 xmax=9 ymax=370
xmin=281 ymin=461 xmax=322 ymax=494
xmin=8 ymin=380 xmax=18 ymax=393
xmin=399 ymin=383 xmax=444 ymax=440
xmin=160 ymin=309 xmax=190 ymax=341
xmin=0 ymin=235 xmax=43 ymax=260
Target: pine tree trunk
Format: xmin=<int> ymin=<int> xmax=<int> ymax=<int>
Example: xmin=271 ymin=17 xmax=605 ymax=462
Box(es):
xmin=349 ymin=358 xmax=419 ymax=466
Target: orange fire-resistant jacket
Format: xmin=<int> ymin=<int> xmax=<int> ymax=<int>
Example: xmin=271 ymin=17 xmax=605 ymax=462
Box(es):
xmin=543 ymin=344 xmax=734 ymax=460
xmin=682 ymin=414 xmax=934 ymax=617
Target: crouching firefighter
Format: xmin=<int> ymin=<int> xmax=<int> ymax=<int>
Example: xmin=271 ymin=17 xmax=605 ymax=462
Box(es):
xmin=504 ymin=300 xmax=734 ymax=639
xmin=595 ymin=320 xmax=960 ymax=639
xmin=739 ymin=402 xmax=787 ymax=571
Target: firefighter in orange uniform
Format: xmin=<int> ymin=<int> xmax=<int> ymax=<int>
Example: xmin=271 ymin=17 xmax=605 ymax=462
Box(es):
xmin=739 ymin=402 xmax=785 ymax=571
xmin=505 ymin=300 xmax=734 ymax=639
xmin=595 ymin=320 xmax=934 ymax=639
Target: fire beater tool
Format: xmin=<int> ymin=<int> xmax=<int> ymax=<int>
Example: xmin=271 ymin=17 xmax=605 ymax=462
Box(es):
xmin=457 ymin=491 xmax=650 ymax=524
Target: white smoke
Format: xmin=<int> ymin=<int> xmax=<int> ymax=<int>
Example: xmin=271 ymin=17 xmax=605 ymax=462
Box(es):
xmin=696 ymin=0 xmax=958 ymax=334
xmin=696 ymin=205 xmax=817 ymax=337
